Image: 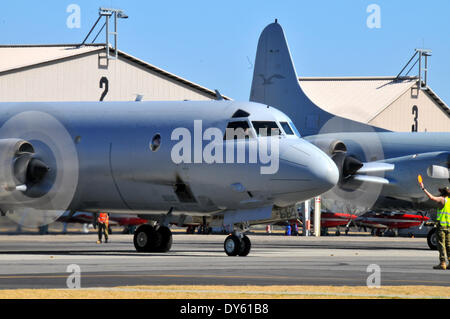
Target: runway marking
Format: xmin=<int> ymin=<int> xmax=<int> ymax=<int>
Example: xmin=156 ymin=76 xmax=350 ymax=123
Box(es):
xmin=0 ymin=273 xmax=449 ymax=285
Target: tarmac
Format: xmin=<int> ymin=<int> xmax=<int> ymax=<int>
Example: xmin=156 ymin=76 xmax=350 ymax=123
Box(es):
xmin=0 ymin=232 xmax=448 ymax=290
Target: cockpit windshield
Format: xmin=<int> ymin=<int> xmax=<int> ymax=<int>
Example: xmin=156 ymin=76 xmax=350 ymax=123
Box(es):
xmin=251 ymin=121 xmax=281 ymax=137
xmin=279 ymin=122 xmax=294 ymax=135
xmin=288 ymin=121 xmax=301 ymax=137
xmin=224 ymin=121 xmax=252 ymax=140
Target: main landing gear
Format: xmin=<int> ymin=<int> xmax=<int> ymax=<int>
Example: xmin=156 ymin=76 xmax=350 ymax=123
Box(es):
xmin=224 ymin=233 xmax=251 ymax=256
xmin=427 ymin=227 xmax=438 ymax=250
xmin=133 ymin=224 xmax=173 ymax=253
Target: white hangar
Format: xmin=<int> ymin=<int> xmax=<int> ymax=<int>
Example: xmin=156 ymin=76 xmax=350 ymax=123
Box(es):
xmin=0 ymin=44 xmax=226 ymax=103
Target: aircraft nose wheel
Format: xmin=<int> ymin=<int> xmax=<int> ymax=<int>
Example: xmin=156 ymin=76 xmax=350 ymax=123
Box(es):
xmin=224 ymin=234 xmax=251 ymax=256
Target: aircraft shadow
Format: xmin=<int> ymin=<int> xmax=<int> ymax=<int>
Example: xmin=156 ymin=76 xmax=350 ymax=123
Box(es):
xmin=0 ymin=249 xmax=229 ymax=257
xmin=258 ymin=243 xmax=431 ymax=251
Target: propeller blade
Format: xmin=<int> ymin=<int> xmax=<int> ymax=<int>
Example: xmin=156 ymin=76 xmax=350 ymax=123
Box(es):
xmin=15 ymin=185 xmax=27 ymax=192
xmin=351 ymin=174 xmax=390 ymax=185
xmin=357 ymin=162 xmax=394 ymax=174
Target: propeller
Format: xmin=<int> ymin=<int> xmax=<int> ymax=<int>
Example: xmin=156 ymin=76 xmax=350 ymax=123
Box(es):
xmin=331 ymin=152 xmax=363 ymax=181
xmin=0 ymin=110 xmax=79 ymax=228
xmin=312 ymin=117 xmax=394 ymax=215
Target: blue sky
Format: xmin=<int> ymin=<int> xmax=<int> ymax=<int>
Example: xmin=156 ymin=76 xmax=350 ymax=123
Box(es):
xmin=1 ymin=1 xmax=449 ymax=103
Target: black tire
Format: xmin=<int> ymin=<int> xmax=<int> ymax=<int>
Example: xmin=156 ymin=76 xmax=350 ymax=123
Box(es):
xmin=335 ymin=230 xmax=341 ymax=236
xmin=156 ymin=226 xmax=173 ymax=252
xmin=133 ymin=224 xmax=160 ymax=252
xmin=238 ymin=235 xmax=251 ymax=256
xmin=427 ymin=228 xmax=438 ymax=250
xmin=224 ymin=235 xmax=241 ymax=256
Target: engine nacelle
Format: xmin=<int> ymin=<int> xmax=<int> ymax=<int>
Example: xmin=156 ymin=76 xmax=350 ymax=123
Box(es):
xmin=306 ymin=136 xmax=347 ymax=156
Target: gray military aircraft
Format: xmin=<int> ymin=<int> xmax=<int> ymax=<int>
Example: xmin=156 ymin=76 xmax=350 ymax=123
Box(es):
xmin=0 ymin=99 xmax=338 ymax=256
xmin=250 ymin=21 xmax=450 ymax=216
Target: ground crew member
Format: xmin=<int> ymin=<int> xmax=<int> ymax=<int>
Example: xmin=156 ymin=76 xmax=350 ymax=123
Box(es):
xmin=285 ymin=224 xmax=291 ymax=236
xmin=293 ymin=222 xmax=299 ymax=236
xmin=97 ymin=212 xmax=109 ymax=244
xmin=419 ymin=178 xmax=450 ymax=270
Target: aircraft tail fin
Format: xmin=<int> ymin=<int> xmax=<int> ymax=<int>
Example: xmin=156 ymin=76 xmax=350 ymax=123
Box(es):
xmin=250 ymin=22 xmax=387 ymax=136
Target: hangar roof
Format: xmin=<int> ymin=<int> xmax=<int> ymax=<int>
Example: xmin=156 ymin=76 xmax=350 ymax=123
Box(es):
xmin=299 ymin=76 xmax=450 ymax=123
xmin=0 ymin=44 xmax=230 ymax=100
xmin=0 ymin=44 xmax=102 ymax=73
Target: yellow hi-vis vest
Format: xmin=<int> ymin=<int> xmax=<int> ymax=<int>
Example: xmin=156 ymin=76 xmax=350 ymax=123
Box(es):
xmin=437 ymin=197 xmax=450 ymax=227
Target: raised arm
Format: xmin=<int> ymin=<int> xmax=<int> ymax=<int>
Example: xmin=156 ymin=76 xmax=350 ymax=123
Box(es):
xmin=419 ymin=181 xmax=445 ymax=207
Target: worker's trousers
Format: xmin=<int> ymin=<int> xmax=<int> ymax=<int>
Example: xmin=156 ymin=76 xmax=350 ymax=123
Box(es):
xmin=437 ymin=225 xmax=450 ymax=263
xmin=98 ymin=223 xmax=109 ymax=242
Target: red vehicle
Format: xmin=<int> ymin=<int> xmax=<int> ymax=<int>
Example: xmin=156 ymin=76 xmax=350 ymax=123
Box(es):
xmin=355 ymin=211 xmax=430 ymax=236
xmin=57 ymin=211 xmax=148 ymax=233
xmin=320 ymin=212 xmax=357 ymax=236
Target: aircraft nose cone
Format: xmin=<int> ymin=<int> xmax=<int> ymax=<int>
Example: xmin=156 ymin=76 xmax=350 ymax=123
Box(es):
xmin=271 ymin=139 xmax=339 ymax=206
xmin=308 ymin=147 xmax=339 ymax=192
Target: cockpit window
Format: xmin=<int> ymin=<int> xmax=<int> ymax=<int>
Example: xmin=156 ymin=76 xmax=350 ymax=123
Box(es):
xmin=224 ymin=121 xmax=252 ymax=140
xmin=280 ymin=122 xmax=294 ymax=135
xmin=251 ymin=121 xmax=281 ymax=136
xmin=231 ymin=109 xmax=250 ymax=118
xmin=289 ymin=121 xmax=301 ymax=137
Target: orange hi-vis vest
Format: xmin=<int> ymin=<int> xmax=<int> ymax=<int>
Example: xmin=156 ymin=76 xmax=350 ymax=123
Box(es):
xmin=98 ymin=212 xmax=109 ymax=224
